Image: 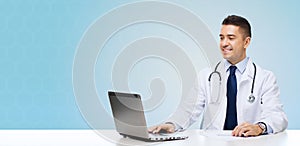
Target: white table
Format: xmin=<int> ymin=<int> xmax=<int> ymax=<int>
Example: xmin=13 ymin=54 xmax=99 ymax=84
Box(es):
xmin=0 ymin=129 xmax=299 ymax=146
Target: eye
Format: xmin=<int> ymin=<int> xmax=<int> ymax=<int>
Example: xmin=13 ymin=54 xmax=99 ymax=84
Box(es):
xmin=229 ymin=36 xmax=235 ymax=40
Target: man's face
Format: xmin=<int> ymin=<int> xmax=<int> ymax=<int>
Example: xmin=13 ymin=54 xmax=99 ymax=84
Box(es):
xmin=219 ymin=25 xmax=250 ymax=65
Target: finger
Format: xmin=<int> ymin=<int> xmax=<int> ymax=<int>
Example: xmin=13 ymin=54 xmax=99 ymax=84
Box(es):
xmin=148 ymin=126 xmax=157 ymax=132
xmin=243 ymin=130 xmax=252 ymax=137
xmin=232 ymin=125 xmax=243 ymax=136
xmin=153 ymin=126 xmax=162 ymax=134
xmin=232 ymin=122 xmax=251 ymax=136
xmin=238 ymin=127 xmax=250 ymax=137
xmin=232 ymin=125 xmax=239 ymax=136
xmin=232 ymin=123 xmax=244 ymax=135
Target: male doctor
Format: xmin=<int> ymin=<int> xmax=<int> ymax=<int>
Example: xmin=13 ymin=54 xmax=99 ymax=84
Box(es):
xmin=148 ymin=15 xmax=288 ymax=137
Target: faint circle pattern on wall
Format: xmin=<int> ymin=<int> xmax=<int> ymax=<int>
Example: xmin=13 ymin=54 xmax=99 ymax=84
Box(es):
xmin=72 ymin=1 xmax=220 ymax=144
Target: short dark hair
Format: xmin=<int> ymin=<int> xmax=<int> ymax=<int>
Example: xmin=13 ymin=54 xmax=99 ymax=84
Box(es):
xmin=222 ymin=15 xmax=251 ymax=38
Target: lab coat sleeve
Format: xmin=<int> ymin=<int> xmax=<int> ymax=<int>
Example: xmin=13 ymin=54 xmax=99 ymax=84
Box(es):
xmin=258 ymin=71 xmax=288 ymax=133
xmin=166 ymin=69 xmax=208 ymax=131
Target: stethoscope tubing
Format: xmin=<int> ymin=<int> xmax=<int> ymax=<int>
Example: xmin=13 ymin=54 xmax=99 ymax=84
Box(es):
xmin=208 ymin=61 xmax=257 ymax=103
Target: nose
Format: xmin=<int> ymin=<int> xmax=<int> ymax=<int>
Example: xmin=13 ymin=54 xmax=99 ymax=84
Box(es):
xmin=220 ymin=38 xmax=229 ymax=48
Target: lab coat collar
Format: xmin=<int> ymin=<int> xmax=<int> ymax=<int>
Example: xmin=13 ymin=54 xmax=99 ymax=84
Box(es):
xmin=224 ymin=57 xmax=249 ymax=74
xmin=241 ymin=58 xmax=255 ymax=82
xmin=223 ymin=57 xmax=254 ymax=82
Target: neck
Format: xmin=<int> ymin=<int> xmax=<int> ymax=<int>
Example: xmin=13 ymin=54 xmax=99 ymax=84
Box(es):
xmin=228 ymin=56 xmax=246 ymax=65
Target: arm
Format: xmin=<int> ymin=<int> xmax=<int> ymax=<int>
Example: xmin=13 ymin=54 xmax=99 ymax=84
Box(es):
xmin=233 ymin=71 xmax=288 ymax=137
xmin=258 ymin=71 xmax=288 ymax=133
xmin=148 ymin=69 xmax=209 ymax=133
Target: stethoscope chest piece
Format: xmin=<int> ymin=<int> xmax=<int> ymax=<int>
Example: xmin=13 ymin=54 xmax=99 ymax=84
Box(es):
xmin=248 ymin=94 xmax=255 ymax=103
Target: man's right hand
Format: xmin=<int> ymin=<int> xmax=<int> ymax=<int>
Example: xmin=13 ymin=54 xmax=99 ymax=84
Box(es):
xmin=148 ymin=123 xmax=176 ymax=134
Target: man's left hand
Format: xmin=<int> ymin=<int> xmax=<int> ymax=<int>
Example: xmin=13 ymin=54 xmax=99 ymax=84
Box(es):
xmin=232 ymin=122 xmax=263 ymax=137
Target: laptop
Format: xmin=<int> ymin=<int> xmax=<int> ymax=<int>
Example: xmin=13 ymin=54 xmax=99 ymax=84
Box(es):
xmin=108 ymin=91 xmax=188 ymax=141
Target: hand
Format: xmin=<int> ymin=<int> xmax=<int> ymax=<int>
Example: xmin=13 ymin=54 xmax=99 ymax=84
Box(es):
xmin=148 ymin=123 xmax=175 ymax=134
xmin=232 ymin=122 xmax=263 ymax=137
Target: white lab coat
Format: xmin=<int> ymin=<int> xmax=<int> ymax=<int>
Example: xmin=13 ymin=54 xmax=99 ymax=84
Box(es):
xmin=168 ymin=59 xmax=288 ymax=133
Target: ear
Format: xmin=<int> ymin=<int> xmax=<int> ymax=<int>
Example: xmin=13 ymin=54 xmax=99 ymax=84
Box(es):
xmin=244 ymin=37 xmax=251 ymax=49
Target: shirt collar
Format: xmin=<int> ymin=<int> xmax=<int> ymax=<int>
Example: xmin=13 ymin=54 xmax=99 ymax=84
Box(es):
xmin=224 ymin=57 xmax=249 ymax=74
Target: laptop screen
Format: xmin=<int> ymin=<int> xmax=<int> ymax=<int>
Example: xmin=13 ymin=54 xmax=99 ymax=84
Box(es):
xmin=108 ymin=91 xmax=149 ymax=138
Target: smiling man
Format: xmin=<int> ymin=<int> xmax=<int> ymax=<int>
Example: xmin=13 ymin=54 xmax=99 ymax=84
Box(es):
xmin=149 ymin=15 xmax=288 ymax=137
xmin=220 ymin=19 xmax=250 ymax=65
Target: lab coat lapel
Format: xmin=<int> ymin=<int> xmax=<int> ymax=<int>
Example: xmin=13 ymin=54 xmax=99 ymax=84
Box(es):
xmin=203 ymin=61 xmax=227 ymax=130
xmin=237 ymin=59 xmax=254 ymax=124
xmin=218 ymin=60 xmax=228 ymax=129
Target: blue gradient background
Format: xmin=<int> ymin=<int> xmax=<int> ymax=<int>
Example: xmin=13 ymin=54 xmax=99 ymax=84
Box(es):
xmin=0 ymin=0 xmax=299 ymax=129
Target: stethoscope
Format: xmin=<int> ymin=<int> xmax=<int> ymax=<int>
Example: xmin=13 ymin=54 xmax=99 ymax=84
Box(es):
xmin=208 ymin=61 xmax=257 ymax=103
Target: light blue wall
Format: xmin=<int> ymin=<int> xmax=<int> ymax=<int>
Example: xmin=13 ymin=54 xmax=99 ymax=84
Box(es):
xmin=0 ymin=0 xmax=299 ymax=129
